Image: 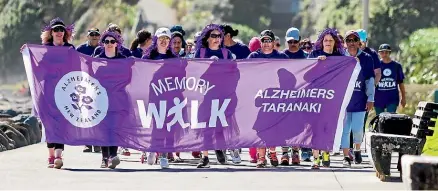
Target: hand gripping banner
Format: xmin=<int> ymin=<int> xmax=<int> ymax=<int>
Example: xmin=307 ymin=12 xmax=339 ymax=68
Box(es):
xmin=22 ymin=45 xmax=360 ymax=152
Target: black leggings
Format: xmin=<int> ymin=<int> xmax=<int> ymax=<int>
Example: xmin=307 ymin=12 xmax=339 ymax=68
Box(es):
xmin=101 ymin=146 xmax=118 ymax=159
xmin=47 ymin=143 xmax=64 ymax=150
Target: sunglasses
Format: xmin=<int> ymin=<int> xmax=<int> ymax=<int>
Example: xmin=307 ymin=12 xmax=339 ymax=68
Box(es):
xmin=103 ymin=39 xmax=117 ymax=44
xmin=53 ymin=27 xmax=65 ymax=32
xmin=287 ymin=40 xmax=299 ymax=44
xmin=261 ymin=39 xmax=273 ymax=43
xmin=276 ymin=44 xmax=280 ymax=47
xmin=89 ymin=32 xmax=100 ymax=37
xmin=209 ymin=34 xmax=221 ymax=39
xmin=303 ymin=46 xmax=312 ymax=49
xmin=346 ymin=38 xmax=359 ymax=43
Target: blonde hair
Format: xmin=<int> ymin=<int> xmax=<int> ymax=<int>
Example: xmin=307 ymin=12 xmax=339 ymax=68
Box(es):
xmin=40 ymin=30 xmax=73 ymax=44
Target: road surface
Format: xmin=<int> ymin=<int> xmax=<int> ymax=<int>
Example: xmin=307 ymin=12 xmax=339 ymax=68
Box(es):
xmin=0 ymin=144 xmax=405 ymax=190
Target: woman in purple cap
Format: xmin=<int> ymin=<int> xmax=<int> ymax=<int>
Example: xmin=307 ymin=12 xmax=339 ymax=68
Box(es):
xmin=94 ymin=30 xmax=127 ymax=169
xmin=307 ymin=28 xmax=345 ymax=169
xmin=40 ymin=17 xmax=75 ymax=169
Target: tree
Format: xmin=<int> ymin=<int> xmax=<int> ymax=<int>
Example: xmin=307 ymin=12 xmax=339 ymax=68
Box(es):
xmin=397 ymin=28 xmax=438 ymax=85
xmin=368 ymin=0 xmax=438 ymax=51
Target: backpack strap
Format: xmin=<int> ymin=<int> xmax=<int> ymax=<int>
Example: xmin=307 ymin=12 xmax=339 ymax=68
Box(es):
xmin=222 ymin=48 xmax=228 ymax=59
xmin=200 ymin=48 xmax=206 ymax=58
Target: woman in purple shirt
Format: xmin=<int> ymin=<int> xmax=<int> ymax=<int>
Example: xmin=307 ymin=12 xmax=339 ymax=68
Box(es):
xmin=39 ymin=17 xmax=75 ymax=169
xmin=307 ymin=28 xmax=345 ymax=169
xmin=94 ymin=30 xmax=126 ymax=169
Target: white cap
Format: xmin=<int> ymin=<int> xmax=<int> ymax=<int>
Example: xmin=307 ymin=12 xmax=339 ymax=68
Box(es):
xmin=155 ymin=27 xmax=171 ymax=38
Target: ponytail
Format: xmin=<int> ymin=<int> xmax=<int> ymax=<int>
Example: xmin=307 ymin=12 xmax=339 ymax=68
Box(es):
xmin=130 ymin=38 xmax=139 ymax=51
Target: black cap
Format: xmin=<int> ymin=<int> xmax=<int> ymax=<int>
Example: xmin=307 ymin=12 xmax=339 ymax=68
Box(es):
xmin=88 ymin=28 xmax=100 ymax=35
xmin=221 ymin=24 xmax=239 ymax=37
xmin=50 ymin=21 xmax=66 ymax=29
xmin=260 ymin=30 xmax=275 ymax=40
xmin=378 ymin=44 xmax=391 ymax=51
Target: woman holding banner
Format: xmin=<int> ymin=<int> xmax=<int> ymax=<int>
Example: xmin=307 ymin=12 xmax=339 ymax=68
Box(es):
xmin=94 ymin=30 xmax=127 ymax=169
xmin=194 ymin=24 xmax=236 ymax=168
xmin=142 ymin=27 xmax=180 ymax=168
xmin=307 ymin=28 xmax=345 ymax=169
xmin=40 ymin=17 xmax=75 ymax=169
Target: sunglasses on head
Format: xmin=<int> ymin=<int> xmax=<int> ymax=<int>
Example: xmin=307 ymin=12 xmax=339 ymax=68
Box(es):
xmin=346 ymin=38 xmax=359 ymax=43
xmin=89 ymin=32 xmax=100 ymax=37
xmin=287 ymin=40 xmax=299 ymax=44
xmin=209 ymin=34 xmax=221 ymax=39
xmin=53 ymin=27 xmax=65 ymax=32
xmin=103 ymin=39 xmax=116 ymax=44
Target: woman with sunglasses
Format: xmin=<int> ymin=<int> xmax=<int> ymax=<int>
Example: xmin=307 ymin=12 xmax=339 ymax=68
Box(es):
xmin=39 ymin=17 xmax=75 ymax=169
xmin=94 ymin=30 xmax=126 ymax=169
xmin=299 ymin=38 xmax=313 ymax=54
xmin=92 ymin=23 xmax=132 ymax=57
xmin=130 ymin=29 xmax=152 ymax=58
xmin=307 ymin=28 xmax=345 ymax=169
xmin=193 ymin=24 xmax=234 ymax=168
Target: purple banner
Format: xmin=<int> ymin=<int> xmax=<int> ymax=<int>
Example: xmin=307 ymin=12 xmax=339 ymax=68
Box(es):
xmin=22 ymin=45 xmax=359 ymax=152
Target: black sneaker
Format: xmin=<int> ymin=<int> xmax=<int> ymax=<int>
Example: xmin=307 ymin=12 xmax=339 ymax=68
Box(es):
xmin=197 ymin=157 xmax=210 ymax=168
xmin=343 ymin=157 xmax=351 ymax=167
xmin=354 ymin=151 xmax=362 ymax=164
xmin=93 ymin=146 xmax=101 ymax=153
xmin=215 ymin=150 xmax=226 ymax=164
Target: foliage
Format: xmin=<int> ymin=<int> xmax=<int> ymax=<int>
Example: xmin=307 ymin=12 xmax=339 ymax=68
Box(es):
xmin=368 ymin=0 xmax=438 ymax=51
xmin=221 ymin=0 xmax=271 ymax=32
xmin=0 ymin=0 xmax=138 ymax=83
xmin=224 ymin=23 xmax=258 ymax=44
xmin=396 ymin=28 xmax=438 ymax=85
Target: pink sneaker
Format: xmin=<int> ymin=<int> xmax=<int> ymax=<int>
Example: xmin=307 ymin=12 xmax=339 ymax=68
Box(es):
xmin=249 ymin=148 xmax=257 ymax=160
xmin=48 ymin=157 xmax=55 ymax=168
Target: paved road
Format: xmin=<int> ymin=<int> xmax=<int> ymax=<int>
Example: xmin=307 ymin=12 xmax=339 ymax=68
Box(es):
xmin=0 ymin=144 xmax=405 ymax=190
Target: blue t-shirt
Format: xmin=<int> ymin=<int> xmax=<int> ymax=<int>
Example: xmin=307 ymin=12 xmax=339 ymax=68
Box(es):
xmin=283 ymin=49 xmax=308 ymax=59
xmin=93 ymin=45 xmax=132 ymax=57
xmin=131 ymin=48 xmax=143 ymax=58
xmin=76 ymin=42 xmax=98 ymax=56
xmin=225 ymin=42 xmax=251 ymax=59
xmin=363 ymin=47 xmax=381 ymax=70
xmin=44 ymin=42 xmax=75 ymax=49
xmin=375 ymin=61 xmax=404 ymax=108
xmin=141 ymin=50 xmax=176 ymax=60
xmin=247 ymin=49 xmax=289 ymax=59
xmin=194 ymin=48 xmax=234 ymax=59
xmin=94 ymin=52 xmax=127 ymax=59
xmin=307 ymin=49 xmax=343 ymax=58
xmin=346 ymin=50 xmax=375 ymax=112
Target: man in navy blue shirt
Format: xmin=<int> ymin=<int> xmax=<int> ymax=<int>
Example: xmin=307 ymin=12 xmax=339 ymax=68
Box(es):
xmin=282 ymin=27 xmax=307 ymax=59
xmin=76 ymin=28 xmax=102 ymax=154
xmin=247 ymin=30 xmax=289 ymax=59
xmin=76 ymin=28 xmax=101 ymax=56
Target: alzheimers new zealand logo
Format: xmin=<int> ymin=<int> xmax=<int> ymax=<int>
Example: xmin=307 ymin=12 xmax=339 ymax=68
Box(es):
xmin=54 ymin=71 xmax=109 ymax=128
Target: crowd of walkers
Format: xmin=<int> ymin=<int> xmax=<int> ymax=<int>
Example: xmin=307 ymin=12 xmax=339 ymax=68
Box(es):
xmin=30 ymin=17 xmax=407 ymax=170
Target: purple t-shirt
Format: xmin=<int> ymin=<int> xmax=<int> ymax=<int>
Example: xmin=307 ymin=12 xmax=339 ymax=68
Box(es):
xmin=363 ymin=47 xmax=380 ymax=70
xmin=375 ymin=61 xmax=404 ymax=108
xmin=194 ymin=48 xmax=233 ymax=59
xmin=283 ymin=49 xmax=308 ymax=59
xmin=93 ymin=45 xmax=132 ymax=57
xmin=346 ymin=51 xmax=375 ymax=112
xmin=307 ymin=49 xmax=343 ymax=58
xmin=131 ymin=48 xmax=143 ymax=58
xmin=44 ymin=42 xmax=75 ymax=49
xmin=225 ymin=42 xmax=251 ymax=59
xmin=247 ymin=49 xmax=289 ymax=59
xmin=94 ymin=52 xmax=127 ymax=59
xmin=141 ymin=50 xmax=176 ymax=60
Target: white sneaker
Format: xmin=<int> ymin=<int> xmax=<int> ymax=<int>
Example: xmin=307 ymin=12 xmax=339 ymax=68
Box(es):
xmin=108 ymin=156 xmax=120 ymax=169
xmin=159 ymin=157 xmax=169 ymax=168
xmin=229 ymin=149 xmax=241 ymax=164
xmin=147 ymin=152 xmax=156 ymax=165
